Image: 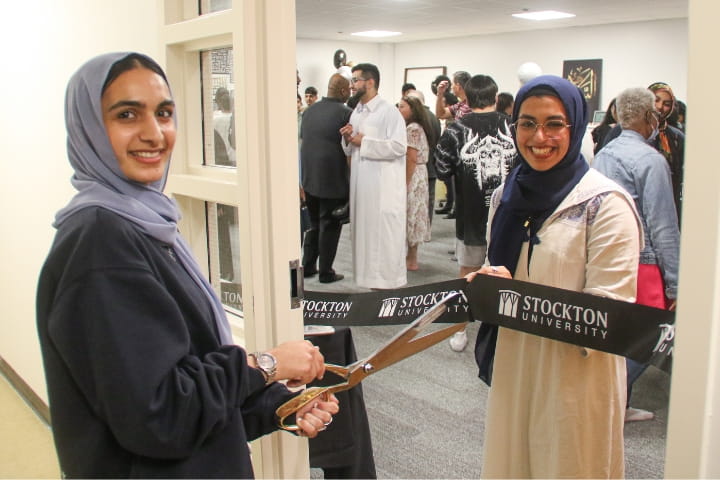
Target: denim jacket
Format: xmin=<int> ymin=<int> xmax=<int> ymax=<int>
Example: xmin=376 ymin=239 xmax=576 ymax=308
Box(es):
xmin=593 ymin=129 xmax=680 ymax=299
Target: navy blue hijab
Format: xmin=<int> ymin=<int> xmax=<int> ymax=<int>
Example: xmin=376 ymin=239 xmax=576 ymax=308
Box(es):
xmin=487 ymin=75 xmax=589 ymax=275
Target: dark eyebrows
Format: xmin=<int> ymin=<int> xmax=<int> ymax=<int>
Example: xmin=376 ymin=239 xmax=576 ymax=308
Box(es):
xmin=518 ymin=113 xmax=566 ymax=120
xmin=106 ymin=98 xmax=175 ymax=112
xmin=107 ymin=100 xmax=143 ymax=112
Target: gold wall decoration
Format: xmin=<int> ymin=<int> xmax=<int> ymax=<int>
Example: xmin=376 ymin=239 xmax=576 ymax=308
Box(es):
xmin=563 ymin=59 xmax=603 ymax=116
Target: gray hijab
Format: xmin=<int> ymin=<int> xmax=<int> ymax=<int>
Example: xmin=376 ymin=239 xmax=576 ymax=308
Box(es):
xmin=55 ymin=52 xmax=233 ymax=345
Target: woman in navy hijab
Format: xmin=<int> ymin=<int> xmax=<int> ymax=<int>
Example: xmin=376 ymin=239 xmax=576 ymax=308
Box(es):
xmin=468 ymin=75 xmax=642 ymax=478
xmin=37 ymin=52 xmax=338 ymax=478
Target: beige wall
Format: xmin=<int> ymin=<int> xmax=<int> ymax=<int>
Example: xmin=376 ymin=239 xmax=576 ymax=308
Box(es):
xmin=665 ymin=0 xmax=720 ymax=476
xmin=0 ymin=1 xmax=162 ymax=401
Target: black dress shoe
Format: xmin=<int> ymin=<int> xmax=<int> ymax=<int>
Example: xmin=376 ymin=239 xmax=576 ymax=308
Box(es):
xmin=444 ymin=212 xmax=456 ymax=219
xmin=319 ymin=273 xmax=344 ymax=283
xmin=435 ymin=206 xmax=452 ymax=214
xmin=303 ymin=267 xmax=318 ymax=278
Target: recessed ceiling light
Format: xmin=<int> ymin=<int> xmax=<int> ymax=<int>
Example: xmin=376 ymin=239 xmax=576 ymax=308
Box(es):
xmin=351 ymin=30 xmax=402 ymax=38
xmin=512 ymin=10 xmax=575 ymax=21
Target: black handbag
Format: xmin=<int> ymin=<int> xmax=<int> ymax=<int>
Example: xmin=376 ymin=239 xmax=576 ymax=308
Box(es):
xmin=331 ymin=202 xmax=350 ymax=225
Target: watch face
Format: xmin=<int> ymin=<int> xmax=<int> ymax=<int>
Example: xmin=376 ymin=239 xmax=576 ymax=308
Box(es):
xmin=258 ymin=353 xmax=276 ymax=370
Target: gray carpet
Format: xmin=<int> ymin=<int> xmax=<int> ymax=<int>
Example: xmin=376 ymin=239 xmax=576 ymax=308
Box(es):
xmin=305 ymin=204 xmax=669 ymax=479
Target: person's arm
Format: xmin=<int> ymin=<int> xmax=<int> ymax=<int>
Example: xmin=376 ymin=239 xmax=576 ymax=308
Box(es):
xmin=434 ymin=125 xmax=458 ymax=180
xmin=405 ymin=124 xmax=424 ymax=185
xmin=44 ymin=214 xmax=327 ymax=458
xmin=637 ymin=155 xmax=681 ymax=300
xmin=340 ymin=123 xmax=354 ymax=155
xmin=406 ymin=147 xmax=418 ymax=186
xmin=358 ymin=107 xmax=407 ymax=161
xmin=584 ymin=192 xmax=641 ymax=302
xmin=435 ymin=80 xmax=452 ymax=120
xmin=49 ymin=266 xmax=266 ymax=458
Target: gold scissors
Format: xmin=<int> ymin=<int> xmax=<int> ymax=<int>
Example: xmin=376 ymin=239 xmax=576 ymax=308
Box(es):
xmin=276 ymin=291 xmax=468 ymax=431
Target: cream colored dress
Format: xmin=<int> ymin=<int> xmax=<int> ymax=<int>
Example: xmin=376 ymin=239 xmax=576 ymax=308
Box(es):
xmin=406 ymin=122 xmax=431 ymax=247
xmin=481 ymin=169 xmax=642 ymax=479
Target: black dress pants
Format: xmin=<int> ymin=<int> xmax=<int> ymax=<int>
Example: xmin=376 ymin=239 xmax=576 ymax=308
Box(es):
xmin=302 ymin=192 xmax=346 ymax=276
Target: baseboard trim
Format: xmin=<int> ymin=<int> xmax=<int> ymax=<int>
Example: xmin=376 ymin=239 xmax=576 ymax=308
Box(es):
xmin=0 ymin=355 xmax=50 ymax=425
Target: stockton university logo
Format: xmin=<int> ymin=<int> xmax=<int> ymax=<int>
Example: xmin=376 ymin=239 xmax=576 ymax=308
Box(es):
xmin=378 ymin=297 xmax=401 ymax=318
xmin=498 ymin=290 xmax=521 ymax=318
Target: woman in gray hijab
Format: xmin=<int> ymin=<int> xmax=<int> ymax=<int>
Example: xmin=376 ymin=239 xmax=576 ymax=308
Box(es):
xmin=36 ymin=52 xmax=337 ymax=478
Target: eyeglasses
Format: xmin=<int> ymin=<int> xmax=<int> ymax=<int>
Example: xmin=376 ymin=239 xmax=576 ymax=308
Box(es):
xmin=512 ymin=119 xmax=572 ymax=138
xmin=351 ymin=77 xmax=366 ymax=84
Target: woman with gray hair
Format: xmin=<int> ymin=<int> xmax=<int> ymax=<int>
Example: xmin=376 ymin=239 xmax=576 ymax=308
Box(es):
xmin=593 ymin=86 xmax=680 ymax=423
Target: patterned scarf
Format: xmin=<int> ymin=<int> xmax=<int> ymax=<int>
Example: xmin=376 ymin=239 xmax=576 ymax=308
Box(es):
xmin=647 ymin=82 xmax=676 ymax=160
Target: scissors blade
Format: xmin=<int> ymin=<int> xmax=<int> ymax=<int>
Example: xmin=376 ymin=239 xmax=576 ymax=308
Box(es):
xmin=356 ymin=291 xmax=467 ymax=374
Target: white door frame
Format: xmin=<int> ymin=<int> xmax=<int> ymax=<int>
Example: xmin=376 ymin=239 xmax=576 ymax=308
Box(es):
xmin=160 ymin=1 xmax=307 ymax=477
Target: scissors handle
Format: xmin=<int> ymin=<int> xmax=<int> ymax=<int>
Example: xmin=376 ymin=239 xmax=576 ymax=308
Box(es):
xmin=276 ymin=363 xmax=350 ymax=432
xmin=276 ymin=386 xmax=332 ymax=431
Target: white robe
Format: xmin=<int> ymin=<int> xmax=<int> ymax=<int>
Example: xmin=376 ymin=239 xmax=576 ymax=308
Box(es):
xmin=342 ymin=95 xmax=408 ymax=289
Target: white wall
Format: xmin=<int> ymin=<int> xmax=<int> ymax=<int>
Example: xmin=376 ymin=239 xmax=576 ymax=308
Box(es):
xmin=394 ymin=18 xmax=687 ymax=108
xmin=299 ymin=18 xmax=687 ymax=109
xmin=0 ymin=1 xmax=162 ymax=401
xmin=296 ymin=39 xmax=390 ymax=99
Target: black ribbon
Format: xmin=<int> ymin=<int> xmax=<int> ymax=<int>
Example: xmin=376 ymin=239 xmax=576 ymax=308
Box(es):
xmin=304 ymin=276 xmax=674 ymax=374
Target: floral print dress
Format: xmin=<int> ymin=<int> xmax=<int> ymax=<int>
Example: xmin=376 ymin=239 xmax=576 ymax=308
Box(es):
xmin=406 ymin=122 xmax=431 ymax=247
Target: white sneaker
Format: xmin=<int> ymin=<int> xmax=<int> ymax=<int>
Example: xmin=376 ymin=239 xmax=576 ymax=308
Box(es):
xmin=449 ymin=330 xmax=468 ymax=352
xmin=625 ymin=407 xmax=654 ymax=422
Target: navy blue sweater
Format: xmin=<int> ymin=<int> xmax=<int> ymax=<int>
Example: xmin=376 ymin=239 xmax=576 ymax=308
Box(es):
xmin=37 ymin=207 xmax=295 ymax=478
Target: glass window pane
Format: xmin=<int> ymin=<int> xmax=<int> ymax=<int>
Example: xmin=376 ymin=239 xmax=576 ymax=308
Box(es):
xmin=207 ymin=202 xmax=242 ymax=314
xmin=199 ymin=0 xmax=232 ymax=14
xmin=200 ymin=48 xmax=235 ymax=167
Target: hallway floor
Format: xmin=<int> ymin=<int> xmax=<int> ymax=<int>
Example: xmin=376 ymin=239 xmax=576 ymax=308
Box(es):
xmin=0 ymin=374 xmax=59 ymax=478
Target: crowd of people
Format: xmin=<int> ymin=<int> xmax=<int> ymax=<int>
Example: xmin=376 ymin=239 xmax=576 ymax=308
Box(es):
xmin=299 ymin=61 xmax=685 ymax=478
xmin=38 ymin=49 xmax=684 ymax=478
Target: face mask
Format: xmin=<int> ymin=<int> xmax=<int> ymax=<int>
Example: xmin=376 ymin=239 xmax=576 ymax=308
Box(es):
xmin=646 ymin=112 xmax=660 ymax=143
xmin=647 ymin=125 xmax=660 ymax=143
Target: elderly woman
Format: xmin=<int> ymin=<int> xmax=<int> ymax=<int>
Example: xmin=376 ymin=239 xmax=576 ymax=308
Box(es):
xmin=36 ymin=52 xmax=338 ymax=478
xmin=469 ymin=75 xmax=642 ymax=478
xmin=593 ymin=87 xmax=680 ymax=423
xmin=598 ymin=82 xmax=685 ymax=221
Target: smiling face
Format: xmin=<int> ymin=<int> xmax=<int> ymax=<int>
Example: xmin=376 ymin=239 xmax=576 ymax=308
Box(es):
xmin=101 ymin=68 xmax=176 ymax=185
xmin=515 ymin=95 xmax=571 ymax=172
xmin=654 ymin=89 xmax=674 ymax=119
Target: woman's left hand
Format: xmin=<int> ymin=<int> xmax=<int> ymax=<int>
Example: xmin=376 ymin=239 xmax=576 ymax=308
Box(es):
xmin=465 ymin=265 xmax=512 ymax=282
xmin=295 ymin=393 xmax=340 ymax=438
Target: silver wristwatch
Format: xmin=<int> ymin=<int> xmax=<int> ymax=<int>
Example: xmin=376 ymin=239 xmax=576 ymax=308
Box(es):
xmin=251 ymin=352 xmax=277 ymax=384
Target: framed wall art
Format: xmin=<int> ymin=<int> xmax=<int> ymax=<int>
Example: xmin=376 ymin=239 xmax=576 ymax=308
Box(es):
xmin=562 ymin=59 xmax=603 ymax=115
xmin=404 ymin=66 xmax=447 ymax=105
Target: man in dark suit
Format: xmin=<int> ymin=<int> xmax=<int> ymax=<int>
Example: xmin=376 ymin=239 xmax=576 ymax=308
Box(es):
xmin=300 ymin=73 xmax=352 ymax=283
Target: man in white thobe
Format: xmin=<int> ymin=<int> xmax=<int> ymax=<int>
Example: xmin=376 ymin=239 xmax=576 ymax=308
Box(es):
xmin=340 ymin=63 xmax=408 ymax=289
